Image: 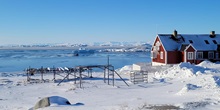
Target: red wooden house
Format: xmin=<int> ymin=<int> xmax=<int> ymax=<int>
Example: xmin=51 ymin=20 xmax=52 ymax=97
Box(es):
xmin=151 ymin=30 xmax=220 ymax=66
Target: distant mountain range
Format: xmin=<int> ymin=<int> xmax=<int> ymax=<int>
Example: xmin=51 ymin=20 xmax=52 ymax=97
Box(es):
xmin=0 ymin=41 xmax=152 ymax=48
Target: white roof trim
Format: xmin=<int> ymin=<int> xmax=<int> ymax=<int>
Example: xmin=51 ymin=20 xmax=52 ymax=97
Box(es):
xmin=184 ymin=44 xmax=197 ymax=52
xmin=156 ymin=35 xmax=167 ymax=52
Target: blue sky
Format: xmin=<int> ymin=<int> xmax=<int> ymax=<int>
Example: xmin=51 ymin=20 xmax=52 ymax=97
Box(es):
xmin=0 ymin=0 xmax=220 ymax=45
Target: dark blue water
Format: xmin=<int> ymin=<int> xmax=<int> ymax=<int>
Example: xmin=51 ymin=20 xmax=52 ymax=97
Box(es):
xmin=0 ymin=49 xmax=151 ymax=72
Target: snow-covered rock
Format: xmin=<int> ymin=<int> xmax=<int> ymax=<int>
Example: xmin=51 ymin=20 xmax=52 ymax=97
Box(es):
xmin=31 ymin=96 xmax=71 ymax=110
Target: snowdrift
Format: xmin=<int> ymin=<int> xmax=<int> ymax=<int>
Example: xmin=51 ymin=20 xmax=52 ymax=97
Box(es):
xmin=153 ymin=61 xmax=220 ymax=96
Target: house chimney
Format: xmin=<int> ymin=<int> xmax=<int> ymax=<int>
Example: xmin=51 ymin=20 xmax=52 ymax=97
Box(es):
xmin=210 ymin=31 xmax=216 ymax=38
xmin=173 ymin=30 xmax=178 ymax=37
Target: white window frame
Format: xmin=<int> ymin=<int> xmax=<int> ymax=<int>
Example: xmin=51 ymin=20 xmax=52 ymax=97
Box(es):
xmin=160 ymin=51 xmax=163 ymax=59
xmin=153 ymin=46 xmax=157 ymax=51
xmin=156 ymin=46 xmax=160 ymax=51
xmin=151 ymin=51 xmax=157 ymax=59
xmin=155 ymin=41 xmax=161 ymax=51
xmin=197 ymin=52 xmax=203 ymax=59
xmin=208 ymin=52 xmax=214 ymax=59
xmin=188 ymin=52 xmax=194 ymax=60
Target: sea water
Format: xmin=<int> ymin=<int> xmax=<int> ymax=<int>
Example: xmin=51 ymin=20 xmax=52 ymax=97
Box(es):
xmin=0 ymin=49 xmax=151 ymax=72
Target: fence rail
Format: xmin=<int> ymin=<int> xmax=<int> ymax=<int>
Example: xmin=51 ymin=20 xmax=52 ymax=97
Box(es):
xmin=130 ymin=71 xmax=148 ymax=84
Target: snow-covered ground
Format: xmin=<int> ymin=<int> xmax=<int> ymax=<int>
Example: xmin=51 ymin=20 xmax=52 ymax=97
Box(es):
xmin=1 ymin=61 xmax=220 ymax=110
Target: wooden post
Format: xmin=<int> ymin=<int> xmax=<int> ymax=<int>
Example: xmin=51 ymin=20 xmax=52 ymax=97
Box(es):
xmin=108 ymin=66 xmax=110 ymax=85
xmin=107 ymin=56 xmax=110 ymax=85
xmin=87 ymin=68 xmax=89 ymax=77
xmin=74 ymin=71 xmax=76 ymax=84
xmin=112 ymin=66 xmax=115 ymax=86
xmin=80 ymin=68 xmax=82 ymax=88
xmin=27 ymin=67 xmax=30 ymax=81
xmin=41 ymin=66 xmax=43 ymax=81
xmin=67 ymin=71 xmax=69 ymax=80
xmin=104 ymin=67 xmax=106 ymax=83
xmin=90 ymin=69 xmax=93 ymax=78
xmin=53 ymin=66 xmax=56 ymax=81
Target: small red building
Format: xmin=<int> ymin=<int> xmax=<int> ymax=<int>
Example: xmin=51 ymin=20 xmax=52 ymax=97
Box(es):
xmin=151 ymin=30 xmax=220 ymax=66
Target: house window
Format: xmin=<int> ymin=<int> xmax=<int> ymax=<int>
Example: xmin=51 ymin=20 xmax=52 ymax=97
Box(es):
xmin=216 ymin=52 xmax=219 ymax=59
xmin=188 ymin=52 xmax=194 ymax=60
xmin=160 ymin=51 xmax=163 ymax=59
xmin=213 ymin=40 xmax=217 ymax=44
xmin=153 ymin=46 xmax=157 ymax=51
xmin=155 ymin=41 xmax=161 ymax=51
xmin=208 ymin=52 xmax=214 ymax=59
xmin=151 ymin=51 xmax=157 ymax=59
xmin=197 ymin=52 xmax=203 ymax=59
xmin=205 ymin=40 xmax=209 ymax=44
xmin=189 ymin=40 xmax=193 ymax=43
xmin=156 ymin=46 xmax=160 ymax=51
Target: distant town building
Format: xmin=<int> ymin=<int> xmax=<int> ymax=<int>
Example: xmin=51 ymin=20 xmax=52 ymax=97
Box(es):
xmin=151 ymin=30 xmax=220 ymax=66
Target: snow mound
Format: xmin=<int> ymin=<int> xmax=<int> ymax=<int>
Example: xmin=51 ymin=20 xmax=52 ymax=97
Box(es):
xmin=198 ymin=60 xmax=215 ymax=67
xmin=154 ymin=62 xmax=220 ymax=92
xmin=117 ymin=65 xmax=132 ymax=74
xmin=154 ymin=62 xmax=219 ymax=79
xmin=155 ymin=62 xmax=198 ymax=79
xmin=197 ymin=60 xmax=220 ymax=70
xmin=176 ymin=84 xmax=201 ymax=95
xmin=199 ymin=75 xmax=220 ymax=89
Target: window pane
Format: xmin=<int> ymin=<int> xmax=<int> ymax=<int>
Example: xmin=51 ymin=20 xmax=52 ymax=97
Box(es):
xmin=188 ymin=52 xmax=194 ymax=60
xmin=208 ymin=52 xmax=214 ymax=59
xmin=197 ymin=52 xmax=203 ymax=59
xmin=160 ymin=52 xmax=163 ymax=59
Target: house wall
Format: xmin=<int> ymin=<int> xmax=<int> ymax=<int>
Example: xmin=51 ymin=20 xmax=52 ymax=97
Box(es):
xmin=185 ymin=46 xmax=195 ymax=64
xmin=181 ymin=51 xmax=185 ymax=62
xmin=194 ymin=60 xmax=203 ymax=64
xmin=203 ymin=51 xmax=208 ymax=59
xmin=167 ymin=51 xmax=181 ymax=64
xmin=152 ymin=37 xmax=166 ymax=64
xmin=190 ymin=51 xmax=220 ymax=64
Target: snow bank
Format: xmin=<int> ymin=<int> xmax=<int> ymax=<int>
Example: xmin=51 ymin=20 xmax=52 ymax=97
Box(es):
xmin=199 ymin=75 xmax=220 ymax=89
xmin=154 ymin=62 xmax=198 ymax=79
xmin=197 ymin=60 xmax=220 ymax=69
xmin=155 ymin=61 xmax=220 ymax=95
xmin=176 ymin=83 xmax=201 ymax=95
xmin=154 ymin=62 xmax=220 ymax=79
xmin=117 ymin=65 xmax=132 ymax=74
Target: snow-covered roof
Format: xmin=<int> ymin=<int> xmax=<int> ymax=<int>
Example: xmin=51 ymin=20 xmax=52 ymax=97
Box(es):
xmin=158 ymin=34 xmax=220 ymax=51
